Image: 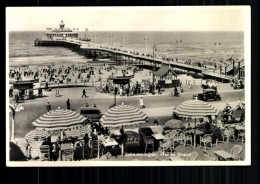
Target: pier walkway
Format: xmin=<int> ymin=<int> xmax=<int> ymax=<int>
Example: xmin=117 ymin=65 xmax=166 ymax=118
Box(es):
xmin=34 ymin=39 xmax=234 ymax=82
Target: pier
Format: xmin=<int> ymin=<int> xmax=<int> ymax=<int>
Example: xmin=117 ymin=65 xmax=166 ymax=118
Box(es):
xmin=34 ymin=39 xmax=244 ymax=83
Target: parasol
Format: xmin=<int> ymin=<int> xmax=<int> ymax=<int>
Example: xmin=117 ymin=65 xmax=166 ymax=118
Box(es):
xmin=25 ymin=129 xmax=50 ymax=144
xmin=100 ymin=104 xmax=148 ymax=128
xmin=173 ymin=99 xmax=219 ymax=147
xmin=65 ymin=125 xmax=92 ymax=138
xmin=32 ymin=109 xmax=88 ymax=131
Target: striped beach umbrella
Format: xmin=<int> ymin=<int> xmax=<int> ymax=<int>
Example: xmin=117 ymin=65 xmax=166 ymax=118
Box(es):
xmin=24 ymin=129 xmax=50 ymax=143
xmin=173 ymin=99 xmax=219 ymax=147
xmin=173 ymin=99 xmax=219 ymax=119
xmin=100 ymin=105 xmax=148 ymax=128
xmin=65 ymin=125 xmax=92 ymax=138
xmin=32 ymin=109 xmax=88 ymax=131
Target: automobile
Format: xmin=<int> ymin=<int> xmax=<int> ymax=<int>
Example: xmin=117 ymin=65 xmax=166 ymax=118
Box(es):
xmin=201 ymin=84 xmax=218 ymax=91
xmin=193 ymin=89 xmax=221 ymax=101
xmin=80 ymin=107 xmax=103 ymax=123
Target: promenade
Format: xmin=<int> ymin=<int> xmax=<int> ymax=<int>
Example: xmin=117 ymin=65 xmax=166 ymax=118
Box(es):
xmin=9 ymin=82 xmax=244 ymax=139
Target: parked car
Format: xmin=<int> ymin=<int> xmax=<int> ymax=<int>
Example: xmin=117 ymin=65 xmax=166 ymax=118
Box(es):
xmin=201 ymin=84 xmax=218 ymax=91
xmin=80 ymin=107 xmax=103 ymax=123
xmin=193 ymin=89 xmax=221 ymax=101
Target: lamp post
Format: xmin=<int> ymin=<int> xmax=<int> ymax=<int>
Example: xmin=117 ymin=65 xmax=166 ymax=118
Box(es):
xmin=144 ymin=35 xmax=149 ymax=56
xmin=114 ymin=85 xmax=118 ymax=106
xmin=9 ymin=103 xmax=24 ymax=141
xmin=55 ymin=80 xmax=60 ymax=97
xmin=152 ymin=44 xmax=156 ymax=94
xmin=122 ymin=35 xmax=127 ymax=51
xmin=176 ymin=38 xmax=180 ymax=62
xmin=85 ymin=28 xmax=88 ymax=38
xmin=107 ymin=34 xmax=112 ymax=46
xmin=110 ymin=34 xmax=113 ymax=46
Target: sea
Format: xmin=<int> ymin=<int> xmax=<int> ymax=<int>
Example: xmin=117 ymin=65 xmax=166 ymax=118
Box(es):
xmin=8 ymin=31 xmax=244 ymax=67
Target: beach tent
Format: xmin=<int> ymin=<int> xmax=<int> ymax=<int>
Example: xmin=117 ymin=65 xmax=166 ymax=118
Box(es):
xmin=32 ymin=109 xmax=88 ymax=132
xmin=173 ymin=99 xmax=219 ymax=147
xmin=100 ymin=104 xmax=148 ymax=128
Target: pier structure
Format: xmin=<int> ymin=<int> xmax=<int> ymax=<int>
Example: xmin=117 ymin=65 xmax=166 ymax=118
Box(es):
xmin=34 ymin=39 xmax=244 ymax=83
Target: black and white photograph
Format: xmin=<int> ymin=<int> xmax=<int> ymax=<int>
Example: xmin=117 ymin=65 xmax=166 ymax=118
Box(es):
xmin=6 ymin=6 xmax=251 ymax=166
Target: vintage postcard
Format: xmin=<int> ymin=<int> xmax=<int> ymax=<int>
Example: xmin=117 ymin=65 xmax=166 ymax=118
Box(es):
xmin=6 ymin=6 xmax=251 ymax=166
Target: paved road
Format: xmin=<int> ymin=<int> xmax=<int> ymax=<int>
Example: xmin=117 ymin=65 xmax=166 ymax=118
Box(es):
xmin=9 ymin=84 xmax=244 ymax=138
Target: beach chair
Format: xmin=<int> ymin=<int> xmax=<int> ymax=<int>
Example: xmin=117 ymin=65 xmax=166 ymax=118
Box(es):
xmin=227 ymin=145 xmax=242 ymax=160
xmin=126 ymin=136 xmax=136 ymax=149
xmin=62 ymin=148 xmax=74 ymax=161
xmin=28 ymin=146 xmax=41 ymax=160
xmin=215 ymin=130 xmax=225 ymax=145
xmin=144 ymin=136 xmax=154 ymax=153
xmin=90 ymin=140 xmax=101 ymax=158
xmin=184 ymin=132 xmax=193 ymax=147
xmin=228 ymin=127 xmax=236 ymax=141
xmin=164 ymin=130 xmax=172 ymax=139
xmin=39 ymin=145 xmax=50 ymax=161
xmin=176 ymin=131 xmax=186 ymax=147
xmin=73 ymin=140 xmax=84 ymax=160
xmin=159 ymin=139 xmax=174 ymax=156
xmin=223 ymin=128 xmax=231 ymax=142
xmin=232 ymin=110 xmax=242 ymax=121
xmin=237 ymin=130 xmax=245 ymax=144
xmin=200 ymin=134 xmax=213 ymax=150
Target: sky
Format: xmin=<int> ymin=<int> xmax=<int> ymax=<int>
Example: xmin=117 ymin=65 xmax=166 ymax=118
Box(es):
xmin=6 ymin=7 xmax=250 ymax=31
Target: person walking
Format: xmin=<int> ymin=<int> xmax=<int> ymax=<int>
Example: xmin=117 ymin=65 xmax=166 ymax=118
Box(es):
xmin=38 ymin=88 xmax=42 ymax=97
xmin=45 ymin=82 xmax=49 ymax=91
xmin=66 ymin=99 xmax=71 ymax=110
xmin=158 ymin=84 xmax=161 ymax=95
xmin=139 ymin=97 xmax=145 ymax=109
xmin=119 ymin=86 xmax=123 ymax=96
xmin=105 ymin=84 xmax=109 ymax=93
xmin=82 ymin=89 xmax=87 ymax=98
xmin=46 ymin=101 xmax=51 ymax=112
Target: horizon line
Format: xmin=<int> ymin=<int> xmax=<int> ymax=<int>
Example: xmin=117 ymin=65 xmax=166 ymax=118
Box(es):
xmin=8 ymin=30 xmax=244 ymax=32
